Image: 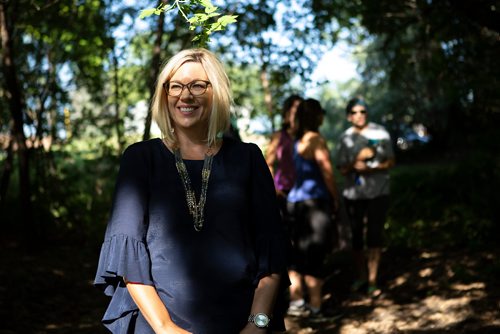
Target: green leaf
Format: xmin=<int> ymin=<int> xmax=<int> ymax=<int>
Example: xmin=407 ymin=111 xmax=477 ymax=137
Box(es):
xmin=188 ymin=14 xmax=202 ymax=24
xmin=204 ymin=5 xmax=218 ymax=14
xmin=206 ymin=12 xmax=221 ymax=19
xmin=139 ymin=1 xmax=238 ymax=46
xmin=218 ymin=15 xmax=238 ymax=26
xmin=199 ymin=0 xmax=214 ymax=8
xmin=139 ymin=8 xmax=156 ymax=19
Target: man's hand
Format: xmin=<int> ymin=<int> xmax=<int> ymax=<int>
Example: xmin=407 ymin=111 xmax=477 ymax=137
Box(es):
xmin=356 ymin=147 xmax=375 ymax=161
xmin=353 ymin=160 xmax=369 ymax=172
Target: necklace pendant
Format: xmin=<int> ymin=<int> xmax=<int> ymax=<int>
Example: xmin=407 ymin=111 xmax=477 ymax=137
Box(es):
xmin=194 ymin=219 xmax=203 ymax=232
xmin=174 ymin=147 xmax=214 ymax=232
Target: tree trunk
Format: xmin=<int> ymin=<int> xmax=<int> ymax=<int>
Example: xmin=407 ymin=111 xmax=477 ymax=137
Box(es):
xmin=143 ymin=0 xmax=167 ymax=141
xmin=0 ymin=136 xmax=13 ymax=207
xmin=260 ymin=65 xmax=274 ymax=132
xmin=1 ymin=3 xmax=35 ymax=236
xmin=112 ymin=47 xmax=125 ymax=152
xmin=259 ymin=38 xmax=274 ymax=132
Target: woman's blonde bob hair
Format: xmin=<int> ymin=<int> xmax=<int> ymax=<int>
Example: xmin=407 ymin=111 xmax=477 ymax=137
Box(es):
xmin=152 ymin=48 xmax=232 ymax=147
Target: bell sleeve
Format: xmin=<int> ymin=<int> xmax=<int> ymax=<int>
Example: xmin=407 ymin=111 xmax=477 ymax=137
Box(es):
xmin=248 ymin=143 xmax=289 ymax=284
xmin=94 ymin=143 xmax=154 ymax=332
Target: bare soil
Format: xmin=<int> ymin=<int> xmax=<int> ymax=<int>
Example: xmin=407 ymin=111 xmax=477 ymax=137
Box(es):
xmin=285 ymin=247 xmax=500 ymax=334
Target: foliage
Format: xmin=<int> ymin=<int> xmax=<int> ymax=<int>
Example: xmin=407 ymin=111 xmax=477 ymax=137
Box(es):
xmin=139 ymin=0 xmax=238 ymax=47
xmin=311 ymin=0 xmax=500 ymax=151
xmin=2 ymin=141 xmax=120 ymax=241
xmin=0 ymin=0 xmax=117 ymax=143
xmin=210 ymin=0 xmax=337 ymax=130
xmin=386 ymin=149 xmax=499 ymax=249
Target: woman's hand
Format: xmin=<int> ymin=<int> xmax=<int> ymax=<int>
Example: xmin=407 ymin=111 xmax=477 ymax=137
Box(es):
xmin=239 ymin=323 xmax=267 ymax=334
xmin=126 ymin=282 xmax=192 ymax=334
xmin=158 ymin=324 xmax=192 ymax=334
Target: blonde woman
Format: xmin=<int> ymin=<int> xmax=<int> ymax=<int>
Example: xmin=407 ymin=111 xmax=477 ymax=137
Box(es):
xmin=95 ymin=49 xmax=288 ymax=333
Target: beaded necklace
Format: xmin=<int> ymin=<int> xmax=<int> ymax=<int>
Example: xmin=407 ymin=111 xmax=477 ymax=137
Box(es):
xmin=173 ymin=145 xmax=214 ymax=232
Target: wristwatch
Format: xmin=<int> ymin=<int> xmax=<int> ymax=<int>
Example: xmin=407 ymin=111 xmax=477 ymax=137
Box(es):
xmin=248 ymin=312 xmax=270 ymax=328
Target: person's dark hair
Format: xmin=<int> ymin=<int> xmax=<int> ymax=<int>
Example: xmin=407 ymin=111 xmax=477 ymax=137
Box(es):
xmin=345 ymin=96 xmax=368 ymax=115
xmin=281 ymin=94 xmax=302 ymax=129
xmin=295 ymin=98 xmax=325 ymax=139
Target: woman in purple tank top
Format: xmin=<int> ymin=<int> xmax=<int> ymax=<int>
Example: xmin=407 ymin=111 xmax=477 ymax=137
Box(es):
xmin=266 ymin=95 xmax=303 ymax=203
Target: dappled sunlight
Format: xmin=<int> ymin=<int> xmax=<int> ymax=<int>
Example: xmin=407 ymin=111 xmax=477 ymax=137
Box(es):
xmin=390 ymin=273 xmax=409 ymax=288
xmin=286 ymin=247 xmax=500 ymax=333
xmin=338 ymin=291 xmax=485 ymax=333
xmin=51 ymin=269 xmax=65 ymax=277
xmin=334 ymin=248 xmax=500 ymax=333
xmin=420 ymin=251 xmax=440 ymax=259
xmin=418 ymin=267 xmax=433 ymax=277
xmin=451 ymin=282 xmax=486 ymax=291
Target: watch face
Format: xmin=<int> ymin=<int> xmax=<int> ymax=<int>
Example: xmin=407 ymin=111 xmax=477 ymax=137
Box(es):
xmin=254 ymin=313 xmax=270 ymax=327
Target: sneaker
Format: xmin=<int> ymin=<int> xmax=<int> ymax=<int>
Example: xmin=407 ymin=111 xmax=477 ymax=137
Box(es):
xmin=308 ymin=305 xmax=322 ymax=317
xmin=287 ymin=299 xmax=307 ymax=317
xmin=287 ymin=303 xmax=307 ymax=317
xmin=367 ymin=284 xmax=382 ymax=298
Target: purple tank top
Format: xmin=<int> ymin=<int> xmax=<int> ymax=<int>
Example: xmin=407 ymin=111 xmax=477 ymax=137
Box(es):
xmin=274 ymin=129 xmax=296 ymax=192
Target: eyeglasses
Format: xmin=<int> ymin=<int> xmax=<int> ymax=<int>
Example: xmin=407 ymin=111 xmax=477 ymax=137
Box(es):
xmin=349 ymin=109 xmax=367 ymax=115
xmin=163 ymin=80 xmax=211 ymax=97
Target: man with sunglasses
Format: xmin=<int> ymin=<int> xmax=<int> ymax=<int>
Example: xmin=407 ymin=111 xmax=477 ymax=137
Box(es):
xmin=336 ymin=97 xmax=395 ymax=298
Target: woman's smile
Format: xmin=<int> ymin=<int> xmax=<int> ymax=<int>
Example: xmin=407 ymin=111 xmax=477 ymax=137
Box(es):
xmin=177 ymin=105 xmax=200 ymax=116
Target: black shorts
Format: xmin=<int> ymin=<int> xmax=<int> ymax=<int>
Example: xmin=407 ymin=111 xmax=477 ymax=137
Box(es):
xmin=344 ymin=195 xmax=390 ymax=250
xmin=287 ymin=199 xmax=334 ymax=277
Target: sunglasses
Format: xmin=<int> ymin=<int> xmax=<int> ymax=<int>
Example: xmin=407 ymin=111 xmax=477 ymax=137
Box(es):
xmin=349 ymin=110 xmax=367 ymax=115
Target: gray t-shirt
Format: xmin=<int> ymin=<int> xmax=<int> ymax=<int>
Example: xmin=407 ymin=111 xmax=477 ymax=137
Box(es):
xmin=336 ymin=122 xmax=394 ymax=199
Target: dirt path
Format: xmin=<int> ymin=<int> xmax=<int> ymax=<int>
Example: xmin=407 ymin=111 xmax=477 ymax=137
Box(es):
xmin=285 ymin=247 xmax=500 ymax=333
xmin=1 ymin=241 xmax=498 ymax=333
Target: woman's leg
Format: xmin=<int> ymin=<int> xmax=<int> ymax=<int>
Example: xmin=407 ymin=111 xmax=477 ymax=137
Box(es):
xmin=304 ymin=274 xmax=323 ymax=311
xmin=288 ymin=269 xmax=304 ymax=302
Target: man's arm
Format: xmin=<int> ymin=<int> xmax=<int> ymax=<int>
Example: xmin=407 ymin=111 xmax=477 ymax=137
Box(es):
xmin=338 ymin=147 xmax=368 ymax=176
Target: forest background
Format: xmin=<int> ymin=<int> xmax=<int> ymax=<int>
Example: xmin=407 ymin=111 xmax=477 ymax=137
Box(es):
xmin=0 ymin=0 xmax=499 ymax=332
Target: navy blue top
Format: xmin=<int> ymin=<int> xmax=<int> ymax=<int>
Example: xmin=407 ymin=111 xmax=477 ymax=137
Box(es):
xmin=287 ymin=142 xmax=330 ymax=203
xmin=94 ymin=138 xmax=288 ymax=334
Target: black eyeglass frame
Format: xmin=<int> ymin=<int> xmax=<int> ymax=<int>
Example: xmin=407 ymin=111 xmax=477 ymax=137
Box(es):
xmin=349 ymin=109 xmax=367 ymax=115
xmin=163 ymin=80 xmax=212 ymax=97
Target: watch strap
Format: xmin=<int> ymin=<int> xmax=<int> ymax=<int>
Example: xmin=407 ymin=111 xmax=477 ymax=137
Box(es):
xmin=248 ymin=312 xmax=270 ymax=328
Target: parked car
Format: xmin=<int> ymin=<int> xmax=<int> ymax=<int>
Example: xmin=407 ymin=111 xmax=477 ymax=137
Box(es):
xmin=395 ymin=124 xmax=431 ymax=151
